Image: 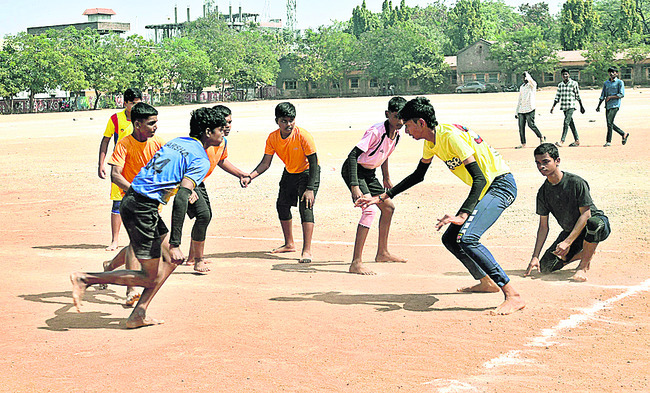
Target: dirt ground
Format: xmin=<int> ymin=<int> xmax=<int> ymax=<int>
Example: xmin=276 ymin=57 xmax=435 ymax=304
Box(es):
xmin=0 ymin=88 xmax=648 ymax=393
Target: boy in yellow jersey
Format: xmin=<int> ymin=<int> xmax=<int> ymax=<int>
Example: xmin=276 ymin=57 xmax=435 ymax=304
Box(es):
xmin=182 ymin=105 xmax=249 ymax=274
xmin=242 ymin=102 xmax=320 ymax=263
xmin=100 ymin=102 xmax=166 ymax=305
xmin=356 ymin=97 xmax=525 ymax=315
xmin=97 ymin=88 xmax=143 ymax=251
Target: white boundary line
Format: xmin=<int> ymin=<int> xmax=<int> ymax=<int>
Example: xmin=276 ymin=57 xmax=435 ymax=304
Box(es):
xmin=428 ymin=278 xmax=650 ymax=391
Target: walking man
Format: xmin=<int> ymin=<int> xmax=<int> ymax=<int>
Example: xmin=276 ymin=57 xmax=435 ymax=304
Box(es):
xmin=596 ymin=67 xmax=630 ymax=147
xmin=551 ymin=69 xmax=585 ymax=147
xmin=515 ymin=71 xmax=545 ymax=149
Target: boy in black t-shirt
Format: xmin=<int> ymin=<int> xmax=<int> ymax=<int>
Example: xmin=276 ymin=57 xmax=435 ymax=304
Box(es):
xmin=525 ymin=143 xmax=611 ymax=281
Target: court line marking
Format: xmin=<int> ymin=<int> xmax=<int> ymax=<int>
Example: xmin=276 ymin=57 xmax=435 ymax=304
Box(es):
xmin=427 ymin=278 xmax=650 ymax=392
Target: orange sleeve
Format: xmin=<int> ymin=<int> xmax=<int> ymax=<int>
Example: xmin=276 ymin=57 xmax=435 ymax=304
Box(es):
xmin=264 ymin=131 xmax=277 ymax=156
xmin=299 ymin=128 xmax=317 ymax=156
xmin=108 ymin=138 xmax=128 ymax=167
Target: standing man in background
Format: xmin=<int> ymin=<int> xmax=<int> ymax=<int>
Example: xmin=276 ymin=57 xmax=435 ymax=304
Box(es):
xmin=515 ymin=71 xmax=545 ymax=149
xmin=596 ymin=67 xmax=630 ymax=147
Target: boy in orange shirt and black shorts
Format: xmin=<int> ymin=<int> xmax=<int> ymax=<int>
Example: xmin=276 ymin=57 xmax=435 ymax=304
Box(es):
xmin=242 ymin=102 xmax=320 ymax=263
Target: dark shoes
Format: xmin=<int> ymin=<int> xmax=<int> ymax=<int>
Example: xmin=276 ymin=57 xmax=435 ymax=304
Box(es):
xmin=622 ymin=133 xmax=630 ymax=145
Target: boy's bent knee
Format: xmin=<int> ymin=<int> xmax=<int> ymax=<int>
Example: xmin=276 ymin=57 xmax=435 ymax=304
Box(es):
xmin=359 ymin=205 xmax=379 ymax=228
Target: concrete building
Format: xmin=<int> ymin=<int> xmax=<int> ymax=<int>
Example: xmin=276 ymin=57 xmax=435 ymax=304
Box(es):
xmin=27 ymin=8 xmax=129 ymax=35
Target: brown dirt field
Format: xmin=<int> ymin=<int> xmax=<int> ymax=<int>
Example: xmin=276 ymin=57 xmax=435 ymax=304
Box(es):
xmin=0 ymin=89 xmax=648 ymax=393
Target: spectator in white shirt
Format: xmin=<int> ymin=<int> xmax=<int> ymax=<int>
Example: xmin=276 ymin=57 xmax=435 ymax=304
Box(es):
xmin=515 ymin=71 xmax=545 ymax=149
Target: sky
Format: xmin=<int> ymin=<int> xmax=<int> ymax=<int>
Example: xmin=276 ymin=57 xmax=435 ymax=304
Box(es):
xmin=0 ymin=0 xmax=565 ymax=39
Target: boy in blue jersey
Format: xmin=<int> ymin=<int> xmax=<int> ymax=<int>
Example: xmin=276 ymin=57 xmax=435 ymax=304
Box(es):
xmin=71 ymin=107 xmax=227 ymax=329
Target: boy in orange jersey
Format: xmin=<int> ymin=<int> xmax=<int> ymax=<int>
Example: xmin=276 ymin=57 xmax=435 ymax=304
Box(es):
xmin=97 ymin=88 xmax=143 ymax=251
xmin=242 ymin=102 xmax=320 ymax=263
xmin=183 ymin=105 xmax=249 ymax=274
xmin=101 ymin=102 xmax=166 ymax=305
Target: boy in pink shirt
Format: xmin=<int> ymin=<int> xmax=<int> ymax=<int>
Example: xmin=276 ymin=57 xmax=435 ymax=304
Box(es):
xmin=341 ymin=97 xmax=407 ymax=274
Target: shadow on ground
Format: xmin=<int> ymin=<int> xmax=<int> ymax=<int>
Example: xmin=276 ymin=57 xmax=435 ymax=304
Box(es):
xmin=271 ymin=291 xmax=492 ymax=312
xmin=33 ymin=244 xmax=107 ymax=250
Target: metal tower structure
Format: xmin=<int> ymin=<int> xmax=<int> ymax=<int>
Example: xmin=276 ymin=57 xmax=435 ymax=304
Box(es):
xmin=262 ymin=0 xmax=271 ymax=22
xmin=286 ymin=0 xmax=296 ymax=30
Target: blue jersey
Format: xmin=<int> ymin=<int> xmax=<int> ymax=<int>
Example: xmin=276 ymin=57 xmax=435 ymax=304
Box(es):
xmin=131 ymin=137 xmax=210 ymax=204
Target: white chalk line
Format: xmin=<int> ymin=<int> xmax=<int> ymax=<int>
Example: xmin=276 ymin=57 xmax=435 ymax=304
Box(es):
xmin=428 ymin=278 xmax=650 ymax=392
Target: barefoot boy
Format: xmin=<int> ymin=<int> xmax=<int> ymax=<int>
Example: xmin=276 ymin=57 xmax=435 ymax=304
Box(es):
xmin=183 ymin=105 xmax=249 ymax=274
xmin=102 ymin=102 xmax=166 ymax=305
xmin=98 ymin=88 xmax=143 ymax=251
xmin=342 ymin=96 xmax=407 ymax=275
xmin=242 ymin=102 xmax=320 ymax=263
xmin=525 ymin=143 xmax=611 ymax=281
xmin=356 ymin=97 xmax=525 ymax=315
xmin=71 ymin=107 xmax=226 ymax=328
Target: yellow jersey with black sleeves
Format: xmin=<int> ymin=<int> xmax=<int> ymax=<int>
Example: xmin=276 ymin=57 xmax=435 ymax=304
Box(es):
xmin=422 ymin=124 xmax=509 ymax=199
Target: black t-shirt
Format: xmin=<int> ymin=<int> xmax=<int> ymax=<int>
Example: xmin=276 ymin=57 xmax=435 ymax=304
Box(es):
xmin=536 ymin=171 xmax=604 ymax=232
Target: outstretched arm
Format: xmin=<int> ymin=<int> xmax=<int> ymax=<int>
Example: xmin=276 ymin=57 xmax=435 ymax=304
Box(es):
xmin=218 ymin=159 xmax=249 ymax=179
xmin=355 ymin=158 xmax=431 ymax=209
xmin=435 ymin=155 xmax=486 ymax=230
xmin=525 ymin=215 xmax=550 ymax=276
xmin=241 ymin=154 xmax=273 ymax=187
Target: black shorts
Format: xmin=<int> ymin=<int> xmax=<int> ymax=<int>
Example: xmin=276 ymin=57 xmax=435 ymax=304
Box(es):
xmin=120 ymin=188 xmax=169 ymax=260
xmin=341 ymin=160 xmax=385 ymax=196
xmin=186 ymin=182 xmax=211 ymax=219
xmin=277 ymin=166 xmax=320 ymax=207
xmin=540 ymin=214 xmax=611 ymax=273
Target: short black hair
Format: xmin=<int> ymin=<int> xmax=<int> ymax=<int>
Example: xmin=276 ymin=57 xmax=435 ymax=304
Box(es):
xmin=399 ymin=97 xmax=438 ymax=128
xmin=608 ymin=66 xmax=618 ymax=73
xmin=212 ymin=104 xmax=232 ymax=117
xmin=387 ymin=96 xmax=406 ymax=113
xmin=189 ymin=107 xmax=226 ymax=139
xmin=561 ymin=69 xmax=570 ymax=75
xmin=124 ymin=88 xmax=143 ymax=103
xmin=275 ymin=102 xmax=296 ymax=119
xmin=534 ymin=142 xmax=559 ymax=160
xmin=131 ymin=102 xmax=158 ymax=123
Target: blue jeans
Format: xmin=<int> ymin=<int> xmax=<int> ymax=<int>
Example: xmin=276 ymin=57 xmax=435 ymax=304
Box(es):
xmin=441 ymin=173 xmax=517 ymax=287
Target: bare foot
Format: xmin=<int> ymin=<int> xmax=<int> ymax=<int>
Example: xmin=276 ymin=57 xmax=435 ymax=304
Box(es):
xmin=457 ymin=281 xmax=500 ymax=293
xmin=490 ymin=295 xmax=526 ymax=315
xmin=126 ymin=310 xmax=165 ymax=329
xmin=299 ymin=251 xmax=312 ymax=264
xmin=125 ymin=291 xmax=141 ymax=307
xmin=272 ymin=244 xmax=296 ymax=253
xmin=570 ymin=269 xmax=588 ymax=282
xmin=97 ymin=261 xmax=111 ymax=290
xmin=105 ymin=242 xmax=119 ymax=252
xmin=375 ymin=252 xmax=407 ymax=263
xmin=349 ymin=260 xmax=376 ymax=275
xmin=70 ymin=272 xmax=87 ymax=312
xmin=182 ymin=258 xmax=194 ymax=266
xmin=194 ymin=259 xmax=210 ymax=274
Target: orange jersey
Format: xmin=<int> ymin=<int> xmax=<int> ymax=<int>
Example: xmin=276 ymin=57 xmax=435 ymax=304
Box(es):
xmin=108 ymin=134 xmax=166 ymax=196
xmin=204 ymin=139 xmax=229 ymax=179
xmin=264 ymin=126 xmax=317 ymax=173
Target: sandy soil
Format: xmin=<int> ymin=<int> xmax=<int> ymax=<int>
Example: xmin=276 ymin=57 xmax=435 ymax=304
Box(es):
xmin=0 ymin=88 xmax=648 ymax=392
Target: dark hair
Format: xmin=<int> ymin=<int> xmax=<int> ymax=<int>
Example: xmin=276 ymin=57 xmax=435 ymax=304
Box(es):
xmin=561 ymin=69 xmax=570 ymax=75
xmin=607 ymin=66 xmax=618 ymax=73
xmin=534 ymin=142 xmax=559 ymax=160
xmin=275 ymin=102 xmax=296 ymax=119
xmin=212 ymin=104 xmax=232 ymax=117
xmin=124 ymin=88 xmax=143 ymax=103
xmin=399 ymin=97 xmax=438 ymax=128
xmin=131 ymin=102 xmax=158 ymax=123
xmin=387 ymin=96 xmax=406 ymax=113
xmin=189 ymin=107 xmax=226 ymax=139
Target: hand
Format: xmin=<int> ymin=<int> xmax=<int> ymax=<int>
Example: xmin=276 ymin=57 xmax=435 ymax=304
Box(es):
xmin=169 ymin=246 xmax=185 ymax=265
xmin=515 ymin=114 xmax=518 ymax=119
xmin=435 ymin=213 xmax=467 ymax=231
xmin=596 ymin=106 xmax=600 ymax=112
xmin=98 ymin=166 xmax=106 ymax=179
xmin=605 ymin=96 xmax=612 ymax=102
xmin=580 ymin=105 xmax=586 ymax=114
xmin=240 ymin=176 xmax=251 ymax=188
xmin=355 ymin=195 xmax=379 ymax=209
xmin=553 ymin=240 xmax=571 ymax=260
xmin=301 ymin=189 xmax=315 ymax=209
xmin=351 ymin=186 xmax=363 ymax=202
xmin=550 ymin=107 xmax=554 ymax=114
xmin=525 ymin=257 xmax=540 ymax=277
xmin=383 ymin=179 xmax=393 ymax=190
xmin=189 ymin=190 xmax=198 ymax=204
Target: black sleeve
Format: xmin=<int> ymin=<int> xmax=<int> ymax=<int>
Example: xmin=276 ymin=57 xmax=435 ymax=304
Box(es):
xmin=459 ymin=161 xmax=487 ymax=214
xmin=385 ymin=160 xmax=431 ymax=199
xmin=346 ymin=147 xmax=363 ymax=186
xmin=170 ymin=186 xmax=192 ymax=247
xmin=306 ymin=153 xmax=319 ymax=190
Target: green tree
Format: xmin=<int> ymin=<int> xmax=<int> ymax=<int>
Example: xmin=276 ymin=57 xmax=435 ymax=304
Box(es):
xmin=124 ymin=35 xmax=164 ymax=98
xmin=618 ymin=0 xmax=644 ymax=40
xmin=350 ymin=0 xmax=380 ymax=38
xmin=581 ymin=41 xmax=620 ymax=83
xmin=447 ymin=0 xmax=486 ymax=52
xmin=561 ymin=0 xmax=598 ymax=50
xmin=489 ymin=26 xmax=560 ymax=81
xmin=481 ymin=0 xmax=524 ymax=38
xmin=0 ymin=42 xmax=25 ymax=113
